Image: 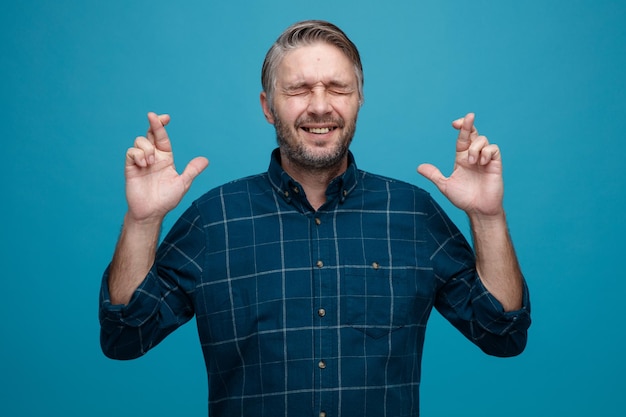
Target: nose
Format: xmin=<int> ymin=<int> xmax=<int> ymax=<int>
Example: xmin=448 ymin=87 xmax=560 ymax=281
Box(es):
xmin=307 ymin=87 xmax=332 ymax=116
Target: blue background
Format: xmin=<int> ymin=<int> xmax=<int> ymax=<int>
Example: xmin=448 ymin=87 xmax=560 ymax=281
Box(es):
xmin=2 ymin=0 xmax=625 ymax=415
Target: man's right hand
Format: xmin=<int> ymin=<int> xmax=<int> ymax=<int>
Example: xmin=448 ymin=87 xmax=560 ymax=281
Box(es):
xmin=124 ymin=112 xmax=209 ymax=224
xmin=107 ymin=113 xmax=208 ymax=306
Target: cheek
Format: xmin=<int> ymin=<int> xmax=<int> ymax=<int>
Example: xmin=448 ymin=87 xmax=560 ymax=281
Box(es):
xmin=334 ymin=97 xmax=360 ymax=117
xmin=275 ymin=100 xmax=307 ymax=123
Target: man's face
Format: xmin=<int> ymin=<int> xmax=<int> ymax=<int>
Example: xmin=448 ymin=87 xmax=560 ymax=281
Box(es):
xmin=261 ymin=42 xmax=361 ymax=171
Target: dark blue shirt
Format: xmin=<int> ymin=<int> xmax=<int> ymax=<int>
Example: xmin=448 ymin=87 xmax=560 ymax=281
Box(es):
xmin=100 ymin=149 xmax=530 ymax=417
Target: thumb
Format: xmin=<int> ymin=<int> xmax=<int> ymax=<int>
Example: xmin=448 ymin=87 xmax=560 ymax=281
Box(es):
xmin=180 ymin=157 xmax=209 ymax=190
xmin=417 ymin=163 xmax=447 ymax=189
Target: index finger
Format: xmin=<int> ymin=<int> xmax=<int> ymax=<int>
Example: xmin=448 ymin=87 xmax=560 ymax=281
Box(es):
xmin=454 ymin=112 xmax=477 ymax=153
xmin=146 ymin=112 xmax=172 ymax=152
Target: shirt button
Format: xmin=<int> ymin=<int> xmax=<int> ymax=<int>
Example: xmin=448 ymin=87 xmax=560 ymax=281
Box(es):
xmin=315 ymin=217 xmax=321 ymax=225
xmin=318 ymin=360 xmax=326 ymax=369
xmin=318 ymin=308 xmax=326 ymax=317
xmin=372 ymin=261 xmax=380 ymax=270
xmin=320 ymin=412 xmax=327 ymax=417
xmin=316 ymin=260 xmax=324 ymax=268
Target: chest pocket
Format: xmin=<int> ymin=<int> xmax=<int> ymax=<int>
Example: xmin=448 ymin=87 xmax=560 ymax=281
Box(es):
xmin=341 ymin=268 xmax=414 ymax=339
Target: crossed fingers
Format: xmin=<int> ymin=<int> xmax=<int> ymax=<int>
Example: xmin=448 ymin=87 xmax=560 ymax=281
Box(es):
xmin=126 ymin=112 xmax=171 ymax=168
xmin=454 ymin=113 xmax=500 ymax=166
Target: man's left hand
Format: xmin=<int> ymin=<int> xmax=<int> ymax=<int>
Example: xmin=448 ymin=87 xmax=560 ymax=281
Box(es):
xmin=417 ymin=113 xmax=504 ymax=217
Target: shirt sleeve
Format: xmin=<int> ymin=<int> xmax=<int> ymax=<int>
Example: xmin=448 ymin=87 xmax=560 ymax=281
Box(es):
xmin=99 ymin=203 xmax=205 ymax=360
xmin=436 ymin=270 xmax=531 ymax=357
xmin=426 ymin=198 xmax=531 ymax=357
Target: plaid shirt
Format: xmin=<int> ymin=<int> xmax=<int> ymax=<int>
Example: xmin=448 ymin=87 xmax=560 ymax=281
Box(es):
xmin=100 ymin=149 xmax=530 ymax=417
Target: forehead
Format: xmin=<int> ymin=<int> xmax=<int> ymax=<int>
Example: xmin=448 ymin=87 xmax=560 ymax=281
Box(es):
xmin=275 ymin=42 xmax=356 ymax=86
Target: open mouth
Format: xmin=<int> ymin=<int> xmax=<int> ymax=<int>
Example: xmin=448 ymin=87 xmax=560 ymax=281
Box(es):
xmin=301 ymin=126 xmax=337 ymax=134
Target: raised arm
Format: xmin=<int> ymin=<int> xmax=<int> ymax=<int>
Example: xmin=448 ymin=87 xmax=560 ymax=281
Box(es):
xmin=417 ymin=113 xmax=523 ymax=311
xmin=108 ymin=112 xmax=208 ymax=305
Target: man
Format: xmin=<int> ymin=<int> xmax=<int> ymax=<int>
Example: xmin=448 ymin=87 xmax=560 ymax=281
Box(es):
xmin=100 ymin=20 xmax=530 ymax=416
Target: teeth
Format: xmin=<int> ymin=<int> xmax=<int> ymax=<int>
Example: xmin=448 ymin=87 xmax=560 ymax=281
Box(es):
xmin=306 ymin=127 xmax=331 ymax=134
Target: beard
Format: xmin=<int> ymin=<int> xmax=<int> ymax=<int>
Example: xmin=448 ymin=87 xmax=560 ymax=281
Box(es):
xmin=273 ymin=112 xmax=357 ymax=171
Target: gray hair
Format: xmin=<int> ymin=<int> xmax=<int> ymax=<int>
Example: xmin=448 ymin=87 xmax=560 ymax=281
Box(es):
xmin=261 ymin=20 xmax=364 ymax=111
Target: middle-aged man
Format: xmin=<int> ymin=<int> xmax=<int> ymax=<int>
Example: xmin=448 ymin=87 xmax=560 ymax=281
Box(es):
xmin=100 ymin=20 xmax=531 ymax=416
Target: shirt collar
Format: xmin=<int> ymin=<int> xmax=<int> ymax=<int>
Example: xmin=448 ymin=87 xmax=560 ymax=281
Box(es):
xmin=267 ymin=148 xmax=359 ymax=210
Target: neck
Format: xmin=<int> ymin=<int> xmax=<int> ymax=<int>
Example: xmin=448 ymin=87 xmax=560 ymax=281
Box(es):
xmin=279 ymin=152 xmax=348 ymax=211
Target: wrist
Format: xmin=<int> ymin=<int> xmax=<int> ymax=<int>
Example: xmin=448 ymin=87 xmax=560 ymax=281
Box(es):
xmin=122 ymin=212 xmax=163 ymax=237
xmin=468 ymin=210 xmax=508 ymax=233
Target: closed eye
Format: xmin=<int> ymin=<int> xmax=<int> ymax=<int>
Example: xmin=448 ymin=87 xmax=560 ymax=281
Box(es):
xmin=286 ymin=89 xmax=310 ymax=97
xmin=328 ymin=88 xmax=354 ymax=95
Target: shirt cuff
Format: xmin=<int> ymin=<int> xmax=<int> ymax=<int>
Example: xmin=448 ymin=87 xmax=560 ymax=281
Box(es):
xmin=471 ymin=277 xmax=531 ymax=336
xmin=99 ymin=265 xmax=161 ymax=328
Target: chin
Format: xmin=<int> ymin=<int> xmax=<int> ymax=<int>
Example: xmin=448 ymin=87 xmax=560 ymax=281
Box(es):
xmin=301 ymin=143 xmax=350 ymax=167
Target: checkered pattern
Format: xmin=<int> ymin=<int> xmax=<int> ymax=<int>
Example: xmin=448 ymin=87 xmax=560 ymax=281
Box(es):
xmin=100 ymin=149 xmax=530 ymax=417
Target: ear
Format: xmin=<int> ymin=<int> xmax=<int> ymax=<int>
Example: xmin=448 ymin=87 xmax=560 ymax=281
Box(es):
xmin=260 ymin=92 xmax=275 ymax=124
